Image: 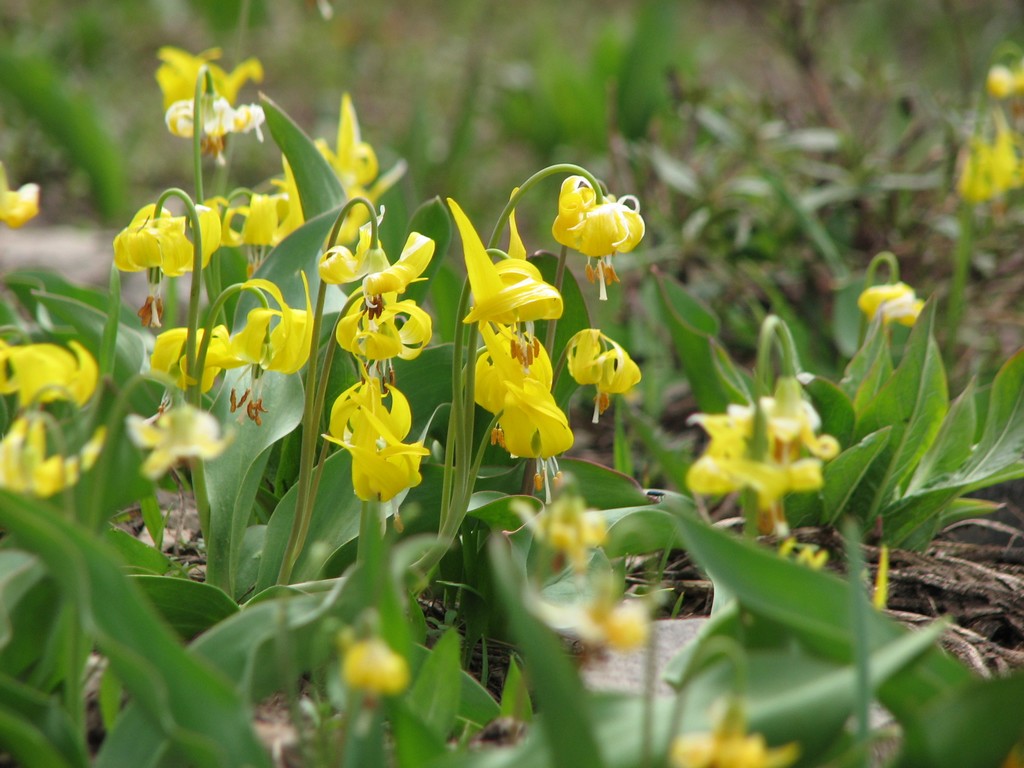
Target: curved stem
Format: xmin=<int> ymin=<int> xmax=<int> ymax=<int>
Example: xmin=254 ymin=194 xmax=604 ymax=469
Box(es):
xmin=486 ymin=164 xmax=604 ymax=249
xmin=754 ymin=315 xmax=799 ymax=399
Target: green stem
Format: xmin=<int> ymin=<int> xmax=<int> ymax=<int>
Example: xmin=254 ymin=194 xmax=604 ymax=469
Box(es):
xmin=192 ymin=67 xmax=216 ymax=204
xmin=754 ymin=315 xmax=799 ymax=398
xmin=277 ymin=279 xmax=329 ymax=585
xmin=486 ymin=164 xmax=603 ymax=249
xmin=843 ymin=519 xmax=872 ymax=766
xmin=947 ymin=203 xmax=973 ymax=361
xmin=100 ymin=265 xmax=121 ymax=378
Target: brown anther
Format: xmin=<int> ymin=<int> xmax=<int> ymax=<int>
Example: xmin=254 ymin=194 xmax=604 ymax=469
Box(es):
xmin=534 ymin=473 xmax=544 ymax=492
xmin=585 ymin=262 xmax=596 ymax=284
xmin=553 ymin=471 xmax=563 ymax=486
xmin=246 ymin=397 xmax=268 ymax=425
xmin=201 ymin=134 xmax=227 ymax=158
xmin=388 ymin=368 xmax=396 ymax=386
xmin=597 ymin=391 xmax=611 ymax=414
xmin=364 ymin=295 xmax=384 ymax=320
xmin=532 ymin=336 xmax=541 ymax=356
xmin=393 ymin=511 xmax=405 ymax=534
xmin=230 ymin=388 xmax=250 ymax=413
xmin=490 ymin=427 xmax=505 ymax=448
xmin=510 ymin=337 xmax=519 ymax=360
xmin=136 ymin=296 xmax=164 ymax=328
xmin=606 ymin=263 xmax=620 ymax=285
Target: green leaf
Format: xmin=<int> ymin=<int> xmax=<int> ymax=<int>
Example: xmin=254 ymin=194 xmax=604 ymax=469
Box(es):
xmin=254 ymin=449 xmax=361 ymax=593
xmin=822 ymin=427 xmax=891 ymax=524
xmin=558 ymin=458 xmax=652 ymax=509
xmin=104 ymin=529 xmax=171 ymax=575
xmin=906 ymin=380 xmax=977 ymax=494
xmin=391 ymin=698 xmax=447 ymax=768
xmin=896 ymin=672 xmax=1024 ymax=768
xmin=408 ymin=629 xmax=462 ymax=738
xmin=489 ymin=538 xmax=605 ymax=768
xmin=855 ymin=301 xmax=948 ymax=522
xmin=603 ymin=505 xmax=689 ymax=558
xmin=403 ymin=197 xmax=453 ymax=308
xmin=0 ymin=492 xmax=270 ymax=768
xmin=204 ymin=368 xmax=304 ymax=595
xmin=841 ymin=316 xmax=890 ymax=404
xmin=0 ymin=674 xmax=88 ymax=768
xmin=129 ymin=576 xmax=240 ymax=641
xmin=0 ymin=554 xmax=61 ymax=681
xmin=654 ymin=270 xmax=737 ymax=413
xmin=533 ymin=253 xmax=592 ymax=405
xmin=499 ymin=657 xmax=532 ymax=722
xmin=671 ymin=511 xmax=971 ymax=724
xmin=261 ymin=94 xmax=344 ymax=220
xmin=467 ymin=493 xmax=540 ymax=532
xmin=615 ymin=0 xmax=676 ymax=139
xmin=805 ymin=376 xmax=855 ymax=448
xmin=949 ymin=348 xmax=1024 ymax=486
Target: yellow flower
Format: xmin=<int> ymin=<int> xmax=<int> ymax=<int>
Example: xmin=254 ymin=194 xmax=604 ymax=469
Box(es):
xmin=566 ymin=329 xmax=642 ymax=422
xmin=165 ymin=96 xmax=265 ymax=164
xmin=150 ymin=325 xmax=239 ymax=393
xmin=475 ymin=323 xmax=573 ymax=498
xmin=230 ymin=275 xmax=313 ymax=375
xmin=552 ymin=176 xmax=644 ymax=300
xmin=449 ymin=198 xmax=562 ymax=367
xmin=686 ymin=381 xmax=839 ymax=536
xmin=316 ymin=94 xmax=406 ymax=243
xmin=526 ymin=491 xmax=607 ymax=572
xmin=957 ymin=109 xmax=1021 ymax=203
xmin=857 ymin=281 xmax=924 ymax=327
xmin=155 ymin=46 xmax=263 ymax=110
xmin=325 ymin=378 xmax=428 ymax=502
xmin=362 ymin=232 xmax=435 ymax=301
xmin=0 ymin=339 xmax=98 ymax=408
xmin=988 ymin=64 xmax=1015 ymax=100
xmin=319 ymin=216 xmax=387 ymax=285
xmin=0 ymin=416 xmax=105 ymax=498
xmin=127 ymin=404 xmax=230 ymax=480
xmin=336 ymin=297 xmax=433 ymax=366
xmin=670 ymin=702 xmax=799 ymax=768
xmin=0 ymin=163 xmax=40 ymax=228
xmin=342 ymin=637 xmax=409 ymax=697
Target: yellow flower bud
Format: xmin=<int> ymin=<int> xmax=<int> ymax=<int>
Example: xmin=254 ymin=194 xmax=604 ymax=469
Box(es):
xmin=988 ymin=64 xmax=1015 ymax=99
xmin=342 ymin=637 xmax=409 ymax=697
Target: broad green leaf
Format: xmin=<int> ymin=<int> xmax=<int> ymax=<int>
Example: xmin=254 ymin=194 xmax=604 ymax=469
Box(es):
xmin=654 ymin=270 xmax=735 ymax=413
xmin=841 ymin=316 xmax=889 ymax=403
xmin=489 ymin=538 xmax=605 ymax=768
xmin=499 ymin=657 xmax=532 ymax=722
xmin=467 ymin=493 xmax=540 ymax=531
xmin=391 ymin=698 xmax=447 ymax=768
xmin=804 ymin=376 xmax=855 ymax=448
xmin=896 ymin=672 xmax=1024 ymax=768
xmin=255 ymin=449 xmax=361 ymax=593
xmin=822 ymin=427 xmax=891 ymax=524
xmin=261 ymin=94 xmax=344 ymax=220
xmin=204 ymin=367 xmax=304 ymax=595
xmin=0 ymin=553 xmax=60 ymax=679
xmin=603 ymin=505 xmax=689 ymax=558
xmin=408 ymin=628 xmax=462 ymax=737
xmin=395 ymin=343 xmax=455 ymax=438
xmin=129 ymin=576 xmax=239 ymax=641
xmin=403 ymin=197 xmax=453 ymax=308
xmin=104 ymin=528 xmax=171 ymax=575
xmin=409 ymin=642 xmax=500 ymax=730
xmin=0 ymin=492 xmax=270 ymax=768
xmin=855 ymin=301 xmax=948 ymax=522
xmin=949 ymin=348 xmax=1024 ymax=486
xmin=0 ymin=674 xmax=88 ymax=768
xmin=3 ymin=269 xmax=138 ymax=326
xmin=558 ymin=458 xmax=652 ymax=509
xmin=672 ymin=511 xmax=971 ymax=724
xmin=906 ymin=379 xmax=977 ymax=494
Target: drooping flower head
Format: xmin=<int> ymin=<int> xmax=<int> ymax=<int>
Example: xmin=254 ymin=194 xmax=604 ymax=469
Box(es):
xmin=670 ymin=699 xmax=799 ymax=768
xmin=0 ymin=415 xmax=105 ymax=499
xmin=340 ymin=634 xmax=410 ymax=698
xmin=325 ymin=377 xmax=428 ymax=503
xmin=857 ymin=281 xmax=924 ymax=328
xmin=0 ymin=339 xmax=98 ymax=408
xmin=957 ymin=108 xmax=1021 ymax=204
xmin=150 ymin=325 xmax=240 ymax=393
xmin=552 ymin=175 xmax=645 ymax=300
xmin=0 ymin=162 xmax=40 ymax=229
xmin=449 ymin=198 xmax=563 ymax=369
xmin=127 ymin=404 xmax=230 ymax=480
xmin=113 ymin=201 xmax=222 ymax=327
xmin=686 ymin=378 xmax=839 ymax=536
xmin=228 ymin=273 xmax=314 ymax=423
xmin=165 ymin=96 xmax=266 ymax=164
xmin=566 ymin=329 xmax=642 ymax=423
xmin=475 ymin=323 xmax=573 ymax=500
xmin=155 ymin=47 xmax=263 ymax=110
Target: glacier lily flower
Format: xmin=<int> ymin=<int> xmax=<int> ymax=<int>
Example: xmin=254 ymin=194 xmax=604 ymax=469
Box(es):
xmin=0 ymin=163 xmax=40 ymax=228
xmin=229 ymin=273 xmax=313 ymax=423
xmin=165 ymin=96 xmax=265 ymax=164
xmin=150 ymin=325 xmax=239 ymax=393
xmin=341 ymin=636 xmax=410 ymax=698
xmin=566 ymin=329 xmax=642 ymax=422
xmin=449 ymin=198 xmax=562 ymax=368
xmin=0 ymin=416 xmax=106 ymax=498
xmin=316 ymin=94 xmax=406 ymax=244
xmin=155 ymin=46 xmax=263 ymax=110
xmin=670 ymin=700 xmax=799 ymax=768
xmin=325 ymin=378 xmax=428 ymax=503
xmin=858 ymin=281 xmax=924 ymax=328
xmin=336 ymin=296 xmax=433 ymax=375
xmin=552 ymin=175 xmax=645 ymax=300
xmin=127 ymin=404 xmax=230 ymax=480
xmin=0 ymin=339 xmax=98 ymax=408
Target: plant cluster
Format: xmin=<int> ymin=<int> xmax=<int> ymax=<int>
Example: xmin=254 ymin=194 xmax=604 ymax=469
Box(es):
xmin=3 ymin=22 xmax=1024 ymax=768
